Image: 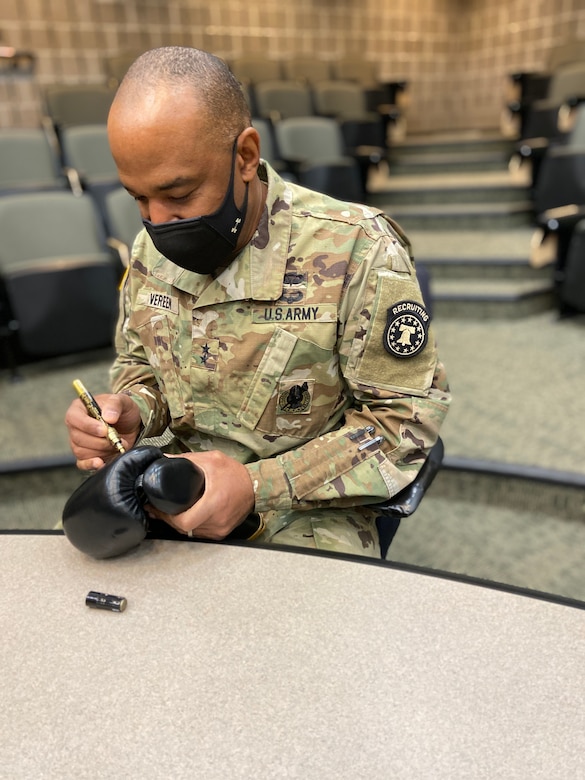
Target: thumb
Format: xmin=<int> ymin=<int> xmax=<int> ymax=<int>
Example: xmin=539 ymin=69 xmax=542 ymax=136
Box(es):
xmin=101 ymin=396 xmax=125 ymax=425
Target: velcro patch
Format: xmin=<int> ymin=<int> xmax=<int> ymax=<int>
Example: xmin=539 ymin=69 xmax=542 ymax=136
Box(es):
xmin=252 ymin=304 xmax=336 ymax=323
xmin=383 ymin=300 xmax=429 ymax=358
xmin=137 ymin=290 xmax=179 ymax=314
xmin=276 ymin=379 xmax=314 ymax=414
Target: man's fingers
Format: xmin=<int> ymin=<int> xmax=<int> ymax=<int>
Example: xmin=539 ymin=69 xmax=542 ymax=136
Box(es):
xmin=76 ymin=456 xmax=105 ymax=472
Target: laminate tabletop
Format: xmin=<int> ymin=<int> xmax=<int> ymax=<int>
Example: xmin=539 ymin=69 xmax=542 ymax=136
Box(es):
xmin=1 ymin=533 xmax=584 ymax=779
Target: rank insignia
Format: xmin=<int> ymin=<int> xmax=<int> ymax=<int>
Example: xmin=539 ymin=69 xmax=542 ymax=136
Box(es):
xmin=192 ymin=337 xmax=219 ymax=370
xmin=277 ymin=380 xmax=312 ymax=414
xmin=382 ymin=300 xmax=429 ymax=358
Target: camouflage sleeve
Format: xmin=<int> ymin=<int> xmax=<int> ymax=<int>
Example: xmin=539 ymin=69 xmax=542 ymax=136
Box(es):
xmin=245 ymin=228 xmax=451 ymax=513
xmin=108 ymin=266 xmax=171 ymax=438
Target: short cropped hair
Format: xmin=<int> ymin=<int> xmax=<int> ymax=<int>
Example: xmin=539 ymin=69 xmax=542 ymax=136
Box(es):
xmin=119 ymin=47 xmax=251 ymax=145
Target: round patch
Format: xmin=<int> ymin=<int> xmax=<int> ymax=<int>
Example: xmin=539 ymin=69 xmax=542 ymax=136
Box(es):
xmin=383 ymin=300 xmax=430 ymax=358
xmin=277 ymin=382 xmax=312 ymax=414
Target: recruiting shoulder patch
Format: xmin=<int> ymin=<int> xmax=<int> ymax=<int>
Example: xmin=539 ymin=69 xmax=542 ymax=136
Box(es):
xmin=382 ymin=300 xmax=430 ymax=358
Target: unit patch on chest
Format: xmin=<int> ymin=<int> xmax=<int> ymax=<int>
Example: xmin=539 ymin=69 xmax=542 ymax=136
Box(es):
xmin=276 ymin=379 xmax=314 ymax=414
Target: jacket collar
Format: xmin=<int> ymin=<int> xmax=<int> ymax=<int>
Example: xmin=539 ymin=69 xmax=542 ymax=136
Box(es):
xmin=145 ymin=162 xmax=293 ymax=307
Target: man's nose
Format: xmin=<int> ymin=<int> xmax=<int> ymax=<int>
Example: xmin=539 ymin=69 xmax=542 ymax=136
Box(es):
xmin=147 ymin=202 xmax=178 ymax=224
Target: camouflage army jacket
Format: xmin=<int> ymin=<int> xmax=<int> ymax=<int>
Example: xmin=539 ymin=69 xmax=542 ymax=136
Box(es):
xmin=110 ymin=162 xmax=451 ymax=512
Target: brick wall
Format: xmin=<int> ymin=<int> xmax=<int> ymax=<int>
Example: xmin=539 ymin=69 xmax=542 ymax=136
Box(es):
xmin=1 ymin=0 xmax=584 ymax=133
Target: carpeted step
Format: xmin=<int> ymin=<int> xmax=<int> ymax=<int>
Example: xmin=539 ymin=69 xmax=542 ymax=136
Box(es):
xmin=408 ymin=228 xmax=547 ymax=281
xmin=387 ymin=150 xmax=512 ymax=176
xmin=423 ymin=256 xmax=550 ymax=282
xmin=431 ymin=278 xmax=555 ymax=318
xmin=368 ymin=169 xmax=531 ymax=206
xmin=390 ymin=131 xmax=515 ymax=158
xmin=380 ymin=200 xmax=534 ymax=231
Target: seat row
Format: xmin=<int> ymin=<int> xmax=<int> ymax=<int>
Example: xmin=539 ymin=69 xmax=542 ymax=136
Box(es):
xmin=34 ymin=77 xmax=391 ymax=197
xmin=0 ymin=125 xmax=142 ymax=374
xmin=502 ymin=58 xmax=585 ymax=192
xmin=103 ymin=51 xmax=407 ymax=98
xmin=0 ymin=185 xmax=143 ymax=375
xmin=528 ymin=103 xmax=585 ymax=316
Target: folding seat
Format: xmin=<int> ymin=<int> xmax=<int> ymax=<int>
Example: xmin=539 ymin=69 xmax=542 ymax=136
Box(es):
xmin=0 ymin=128 xmax=67 ymax=196
xmin=253 ymin=80 xmax=314 ymax=121
xmin=557 ymin=218 xmax=585 ymax=314
xmin=531 ymin=105 xmax=585 ymax=315
xmin=229 ymin=56 xmax=283 ymax=87
xmin=332 ymin=57 xmax=380 ymax=89
xmin=331 ymin=58 xmax=408 ymax=138
xmin=282 ymin=57 xmax=332 ymax=85
xmin=533 ymin=105 xmax=585 ymax=217
xmin=510 ymin=61 xmax=585 ymax=192
xmin=58 ymin=123 xmax=121 ymax=220
xmin=252 ymin=117 xmax=294 ymax=179
xmin=273 ymin=116 xmax=365 ymax=201
xmin=41 ymin=83 xmax=117 ymax=150
xmin=102 ymin=187 xmax=144 ymax=267
xmin=103 ymin=51 xmax=142 ymax=88
xmin=313 ymin=81 xmax=387 ymax=163
xmin=0 ymin=191 xmax=120 ymax=368
xmin=229 ymin=58 xmax=284 ymax=116
xmin=520 ymin=61 xmax=585 ymax=141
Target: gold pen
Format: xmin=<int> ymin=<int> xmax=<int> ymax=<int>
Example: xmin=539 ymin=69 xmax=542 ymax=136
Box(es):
xmin=72 ymin=378 xmax=126 ymax=455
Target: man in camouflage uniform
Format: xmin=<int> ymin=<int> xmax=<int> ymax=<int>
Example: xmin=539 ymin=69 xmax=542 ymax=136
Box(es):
xmin=65 ymin=47 xmax=450 ymax=558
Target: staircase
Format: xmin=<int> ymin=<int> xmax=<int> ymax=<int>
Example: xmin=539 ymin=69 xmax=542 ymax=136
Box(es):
xmin=367 ymin=131 xmax=556 ymax=318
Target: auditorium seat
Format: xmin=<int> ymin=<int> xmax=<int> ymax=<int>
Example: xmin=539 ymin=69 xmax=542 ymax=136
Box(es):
xmin=102 ymin=187 xmax=144 ymax=268
xmin=103 ymin=51 xmax=142 ymax=88
xmin=272 ymin=116 xmax=365 ymax=201
xmin=59 ymin=123 xmax=121 ymax=218
xmin=253 ymin=80 xmax=315 ymax=121
xmin=41 ymin=83 xmax=117 ymax=149
xmin=533 ymin=105 xmax=585 ymax=217
xmin=282 ymin=56 xmax=332 ymax=84
xmin=557 ymin=218 xmax=585 ymax=314
xmin=252 ymin=117 xmax=294 ymax=179
xmin=311 ymin=80 xmax=388 ymax=151
xmin=0 ymin=191 xmax=120 ymax=369
xmin=0 ymin=128 xmax=67 ymax=196
xmin=510 ymin=60 xmax=585 ymax=192
xmin=229 ymin=56 xmax=283 ymax=87
xmin=532 ymin=105 xmax=585 ymax=316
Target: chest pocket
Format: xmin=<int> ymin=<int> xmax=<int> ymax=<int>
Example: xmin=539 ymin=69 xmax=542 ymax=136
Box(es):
xmin=136 ymin=314 xmax=185 ymax=419
xmin=237 ymin=324 xmax=343 ymax=440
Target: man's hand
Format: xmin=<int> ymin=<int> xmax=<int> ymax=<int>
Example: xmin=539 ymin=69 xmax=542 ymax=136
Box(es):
xmin=148 ymin=450 xmax=256 ymax=540
xmin=65 ymin=392 xmax=142 ymax=470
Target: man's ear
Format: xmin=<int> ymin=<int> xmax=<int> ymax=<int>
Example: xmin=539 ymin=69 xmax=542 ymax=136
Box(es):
xmin=238 ymin=127 xmax=261 ymax=182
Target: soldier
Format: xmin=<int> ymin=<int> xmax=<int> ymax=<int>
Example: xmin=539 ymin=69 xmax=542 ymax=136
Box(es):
xmin=65 ymin=46 xmax=451 ymax=558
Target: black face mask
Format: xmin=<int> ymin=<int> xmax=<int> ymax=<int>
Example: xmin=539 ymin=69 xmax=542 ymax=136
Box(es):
xmin=142 ymin=141 xmax=249 ymax=275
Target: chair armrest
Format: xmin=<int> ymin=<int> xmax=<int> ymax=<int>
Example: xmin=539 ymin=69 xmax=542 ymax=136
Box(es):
xmin=347 ymin=145 xmax=385 ymax=164
xmin=63 ymin=166 xmax=84 ymax=196
xmin=538 ymin=204 xmax=585 ymax=231
xmin=106 ymin=237 xmax=130 ymax=267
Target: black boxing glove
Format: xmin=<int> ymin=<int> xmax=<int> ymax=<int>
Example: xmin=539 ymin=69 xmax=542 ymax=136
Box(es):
xmin=140 ymin=455 xmax=205 ymax=514
xmin=140 ymin=457 xmax=265 ymax=544
xmin=62 ymin=446 xmax=165 ymax=559
xmin=63 ymin=446 xmax=262 ymax=558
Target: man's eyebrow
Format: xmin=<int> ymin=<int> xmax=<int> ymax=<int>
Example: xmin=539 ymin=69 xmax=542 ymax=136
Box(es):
xmin=123 ymin=176 xmax=198 ymax=196
xmin=156 ymin=176 xmax=198 ymax=192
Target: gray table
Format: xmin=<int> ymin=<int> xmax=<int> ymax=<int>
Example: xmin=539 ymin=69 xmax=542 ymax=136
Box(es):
xmin=1 ymin=533 xmax=585 ymax=779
